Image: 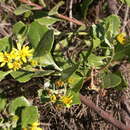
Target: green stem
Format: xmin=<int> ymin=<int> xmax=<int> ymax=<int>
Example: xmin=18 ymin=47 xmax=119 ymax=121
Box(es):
xmin=99 ymin=45 xmax=115 ymax=72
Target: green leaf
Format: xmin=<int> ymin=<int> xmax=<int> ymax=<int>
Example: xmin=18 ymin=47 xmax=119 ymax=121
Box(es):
xmin=36 ymin=16 xmax=62 ymax=26
xmin=66 ymin=88 xmax=81 ymax=106
xmin=33 ymin=29 xmax=61 ymax=71
xmin=35 ymin=53 xmax=62 ymax=71
xmin=0 ymin=37 xmax=11 ymax=52
xmin=104 ymin=15 xmax=121 ymax=36
xmin=9 ymin=97 xmax=30 ymax=114
xmin=120 ymin=0 xmax=130 ymax=6
xmin=14 ymin=5 xmax=32 ymax=15
xmin=101 ymin=72 xmax=121 ymax=88
xmin=33 ymin=70 xmax=55 ymax=77
xmin=0 ymin=71 xmax=11 ymax=81
xmin=34 ymin=30 xmax=54 ymax=56
xmin=114 ymin=44 xmax=130 ymax=61
xmin=24 ymin=10 xmax=32 ymax=18
xmin=92 ymin=24 xmax=101 ymax=48
xmin=71 ymin=91 xmax=81 ymax=105
xmin=61 ymin=64 xmax=79 ymax=81
xmin=67 ymin=74 xmax=84 ymax=105
xmin=10 ymin=70 xmax=34 ymax=83
xmin=120 ymin=0 xmax=125 ymax=3
xmin=39 ymin=0 xmax=46 ymax=7
xmin=67 ymin=73 xmax=83 ymax=105
xmin=87 ymin=54 xmax=106 ymax=67
xmin=93 ymin=37 xmax=101 ymax=49
xmin=81 ymin=0 xmax=94 ymax=19
xmin=114 ymin=71 xmax=128 ymax=90
xmin=28 ymin=21 xmax=48 ymax=48
xmin=13 ymin=21 xmax=25 ymax=35
xmin=68 ymin=74 xmax=84 ymax=92
xmin=0 ymin=97 xmax=7 ymax=112
xmin=125 ymin=0 xmax=130 ymax=6
xmin=48 ymin=1 xmax=64 ymax=15
xmin=21 ymin=106 xmax=39 ymax=128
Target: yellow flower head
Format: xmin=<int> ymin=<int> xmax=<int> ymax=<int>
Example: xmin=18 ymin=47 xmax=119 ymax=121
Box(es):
xmin=8 ymin=60 xmax=22 ymax=71
xmin=60 ymin=95 xmax=73 ymax=107
xmin=50 ymin=95 xmax=57 ymax=103
xmin=116 ymin=33 xmax=127 ymax=45
xmin=0 ymin=52 xmax=12 ymax=67
xmin=30 ymin=122 xmax=42 ymax=130
xmin=10 ymin=48 xmax=20 ymax=60
xmin=37 ymin=128 xmax=42 ymax=130
xmin=55 ymin=80 xmax=64 ymax=87
xmin=30 ymin=127 xmax=42 ymax=130
xmin=0 ymin=45 xmax=34 ymax=71
xmin=22 ymin=122 xmax=42 ymax=130
xmin=32 ymin=122 xmax=40 ymax=127
xmin=18 ymin=45 xmax=33 ymax=63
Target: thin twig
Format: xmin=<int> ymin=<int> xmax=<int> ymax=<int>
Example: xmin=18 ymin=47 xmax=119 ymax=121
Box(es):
xmin=19 ymin=0 xmax=43 ymax=9
xmin=56 ymin=14 xmax=84 ymax=25
xmin=117 ymin=3 xmax=123 ymax=15
xmin=19 ymin=0 xmax=85 ymax=26
xmin=69 ymin=0 xmax=73 ymax=28
xmin=80 ymin=94 xmax=130 ymax=130
xmin=122 ymin=5 xmax=129 ymax=32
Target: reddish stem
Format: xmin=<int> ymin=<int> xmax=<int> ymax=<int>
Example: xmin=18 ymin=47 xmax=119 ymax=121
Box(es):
xmin=80 ymin=94 xmax=130 ymax=130
xmin=19 ymin=0 xmax=43 ymax=9
xmin=19 ymin=0 xmax=85 ymax=26
xmin=56 ymin=14 xmax=85 ymax=25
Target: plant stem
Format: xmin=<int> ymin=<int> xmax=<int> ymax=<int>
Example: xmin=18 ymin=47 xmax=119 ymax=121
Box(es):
xmin=19 ymin=0 xmax=85 ymax=26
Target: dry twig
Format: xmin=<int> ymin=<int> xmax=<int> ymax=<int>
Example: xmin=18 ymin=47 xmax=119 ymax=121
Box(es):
xmin=19 ymin=0 xmax=43 ymax=9
xmin=19 ymin=0 xmax=85 ymax=26
xmin=80 ymin=94 xmax=130 ymax=130
xmin=122 ymin=5 xmax=129 ymax=32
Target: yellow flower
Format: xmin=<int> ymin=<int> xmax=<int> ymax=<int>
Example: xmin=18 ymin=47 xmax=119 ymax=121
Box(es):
xmin=30 ymin=59 xmax=38 ymax=67
xmin=0 ymin=45 xmax=34 ymax=71
xmin=36 ymin=128 xmax=42 ymax=130
xmin=32 ymin=122 xmax=40 ymax=127
xmin=0 ymin=52 xmax=12 ymax=67
xmin=30 ymin=122 xmax=42 ymax=130
xmin=50 ymin=95 xmax=57 ymax=103
xmin=55 ymin=80 xmax=64 ymax=87
xmin=8 ymin=60 xmax=22 ymax=71
xmin=116 ymin=33 xmax=127 ymax=45
xmin=60 ymin=95 xmax=73 ymax=107
xmin=18 ymin=45 xmax=33 ymax=63
xmin=10 ymin=48 xmax=20 ymax=60
xmin=30 ymin=127 xmax=42 ymax=130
